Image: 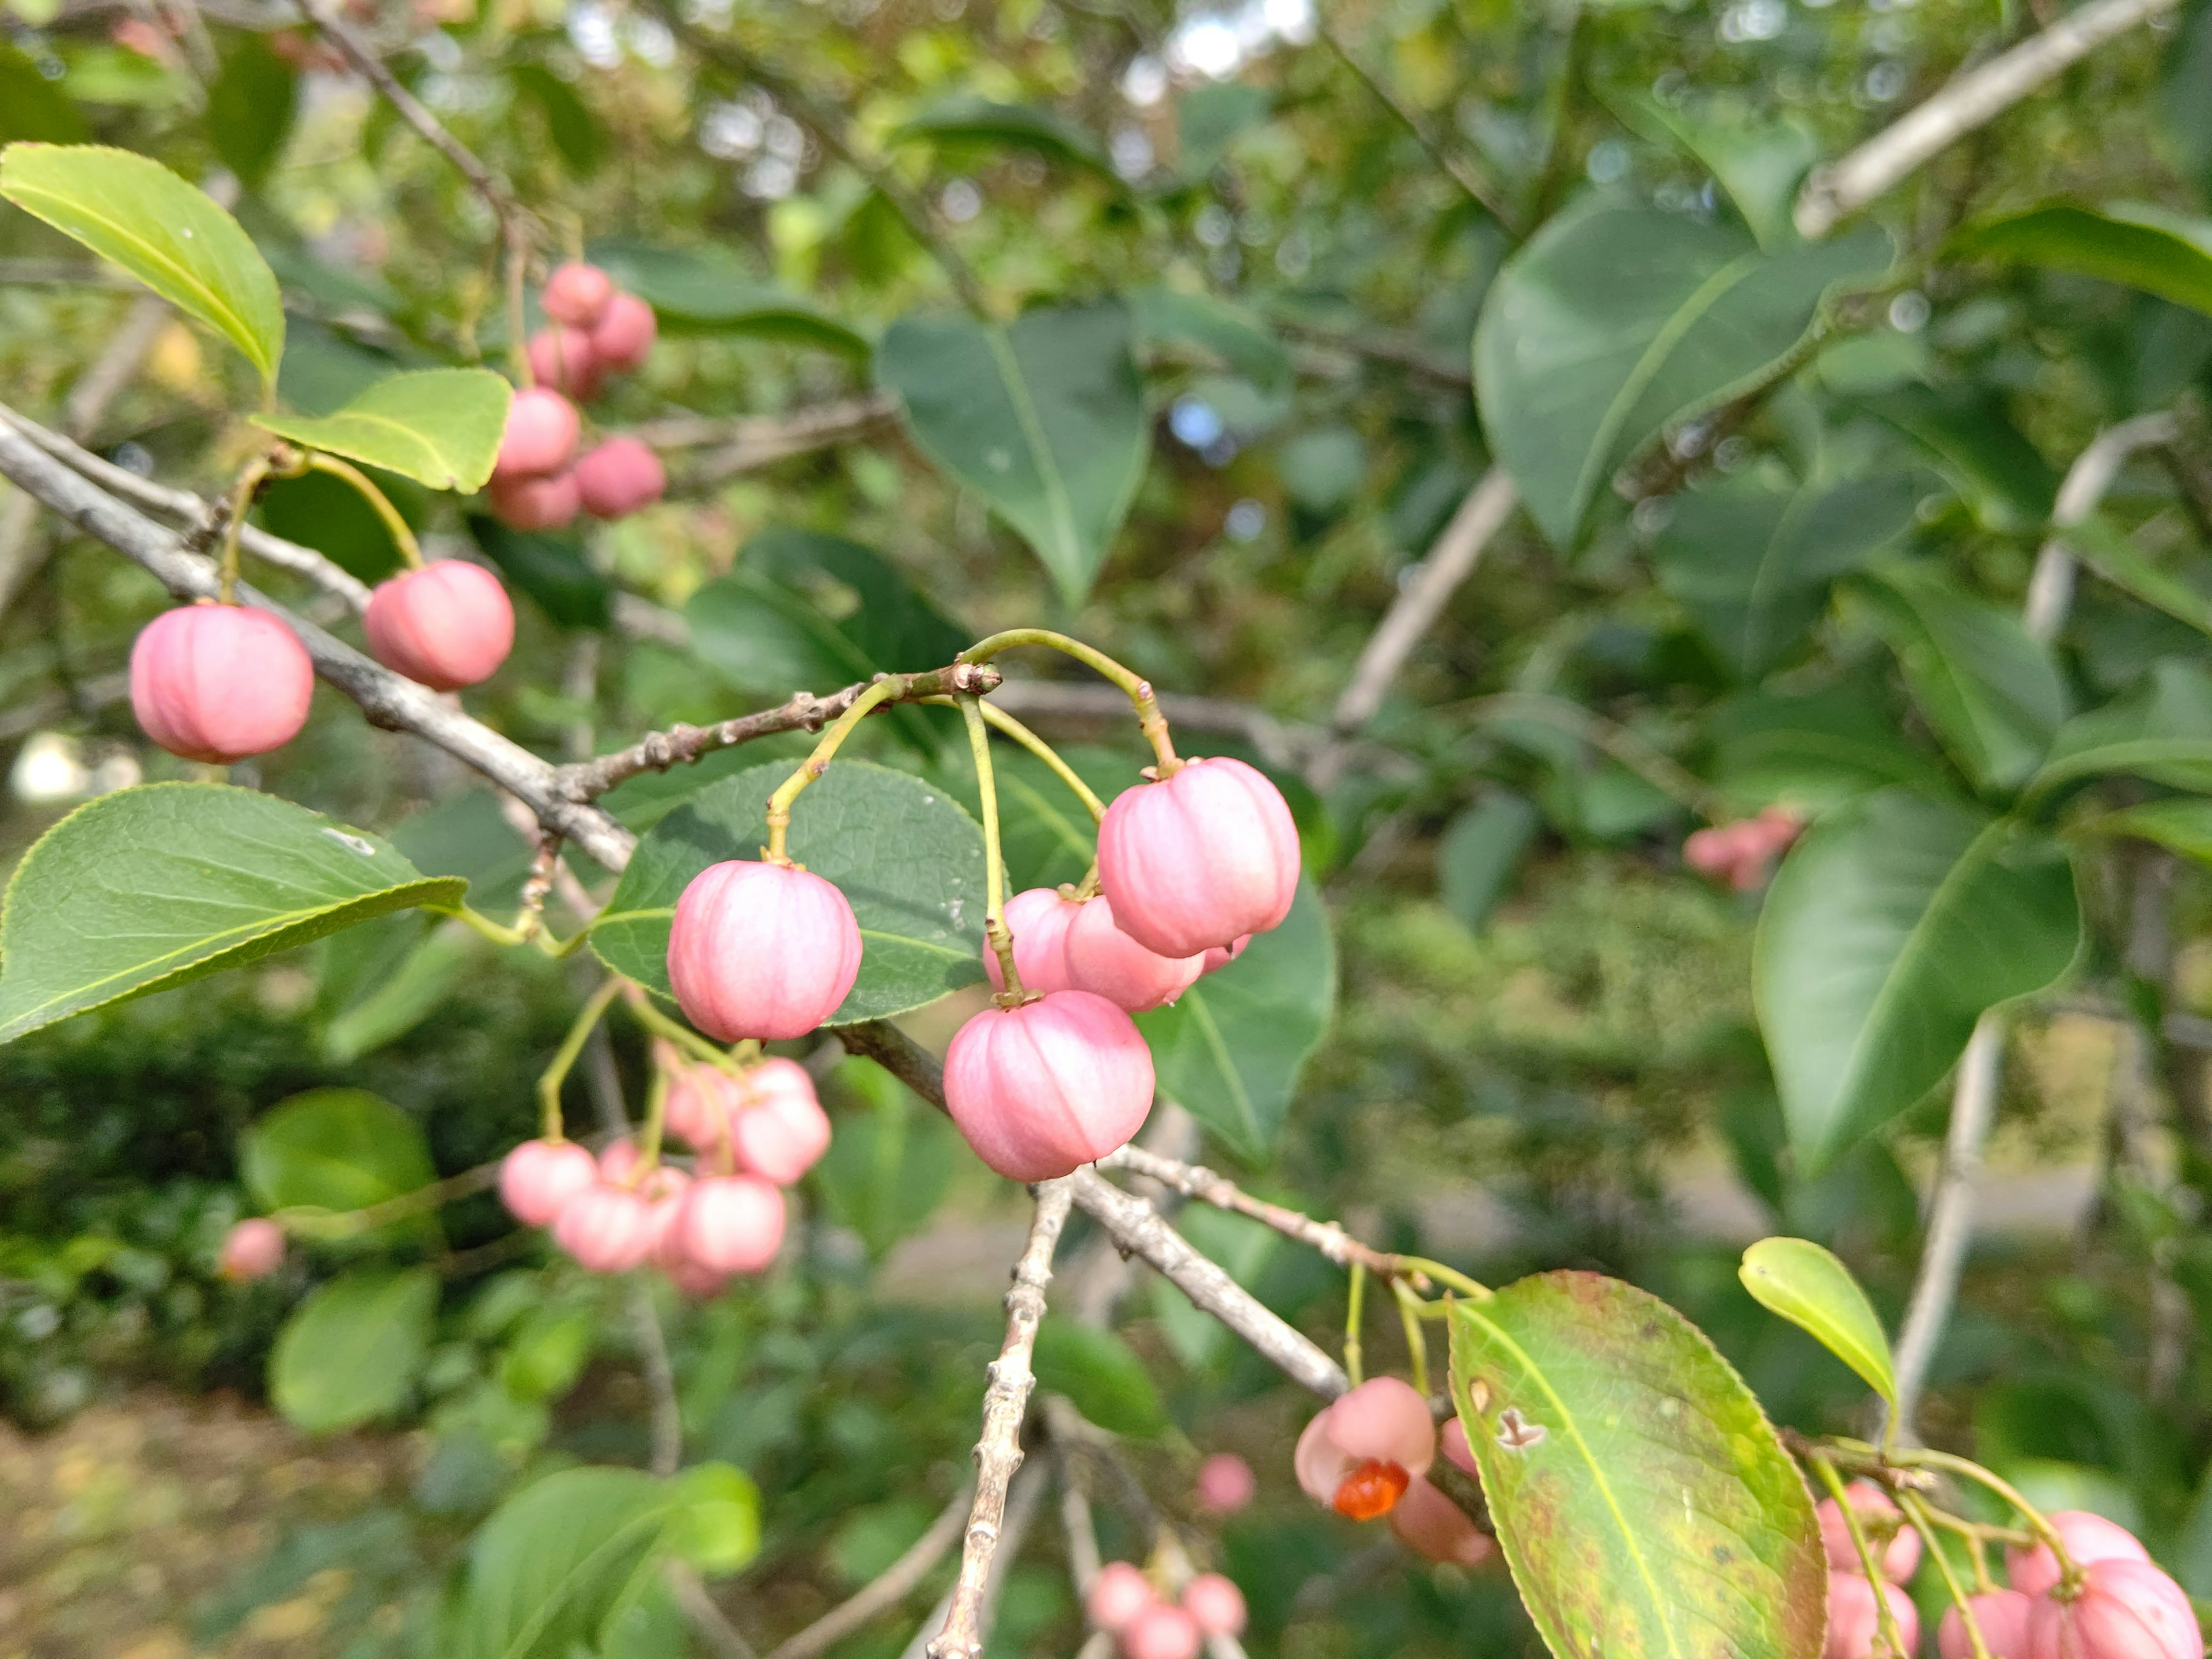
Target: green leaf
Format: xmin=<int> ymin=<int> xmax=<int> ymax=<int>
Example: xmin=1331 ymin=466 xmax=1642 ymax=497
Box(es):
xmin=589 ymin=240 xmax=869 ymax=355
xmin=0 ymin=142 xmax=285 ymax=382
xmin=1437 ymin=792 xmax=1540 ymax=933
xmin=1651 ymin=471 xmax=1919 ymax=678
xmin=2031 ymin=662 xmax=2212 ymax=798
xmin=1847 ymin=562 xmax=2069 ymax=791
xmin=1134 ymin=874 xmax=1335 ymax=1162
xmin=1033 ymin=1320 xmax=1168 ymax=1437
xmin=254 ymin=368 xmax=513 ymax=493
xmin=319 ymin=923 xmax=478 ymax=1063
xmin=877 ymin=299 xmax=1149 ymax=605
xmin=1858 ymin=385 xmax=2058 ymax=533
xmin=1175 ymin=82 xmax=1271 ymax=178
xmin=1754 ymin=789 xmax=2080 ymax=1169
xmin=589 ymin=760 xmax=987 ymax=1025
xmin=1707 ymin=684 xmax=1956 ymax=812
xmin=0 ymin=783 xmax=467 ymax=1046
xmin=0 ymin=40 xmax=88 ymax=144
xmin=270 ymin=1265 xmax=438 ymax=1433
xmin=205 ymin=32 xmax=297 ymax=187
xmin=1448 ymin=1272 xmax=1824 ymax=1659
xmin=465 ymin=514 xmax=612 ymax=630
xmin=2061 ymin=516 xmax=2212 ymax=637
xmin=242 ymin=1086 xmax=437 ymax=1217
xmin=2164 ymin=0 xmax=2212 ymax=199
xmin=258 ymin=463 xmax=421 ymax=584
xmin=810 ymin=1058 xmax=961 ymax=1259
xmin=1738 ymin=1236 xmax=1897 ymax=1405
xmin=508 ymin=62 xmax=605 ymax=179
xmin=890 ymin=96 xmax=1113 ymax=176
xmin=1474 ymin=196 xmax=1891 ymax=546
xmin=1607 ymin=93 xmax=1817 ymax=251
xmin=666 ymin=1462 xmax=762 ymax=1575
xmin=2073 ymin=797 xmax=2212 ymax=865
xmin=1127 ymin=285 xmax=1291 ymax=390
xmin=1953 ymin=202 xmax=2212 ymax=317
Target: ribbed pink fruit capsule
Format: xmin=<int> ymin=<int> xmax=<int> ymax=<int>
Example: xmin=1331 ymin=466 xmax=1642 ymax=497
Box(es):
xmin=1123 ymin=1604 xmax=1202 ymax=1659
xmin=1940 ymin=1590 xmax=2035 ymax=1659
xmin=1181 ymin=1573 xmax=1247 ymax=1637
xmin=364 ymin=560 xmax=516 ymax=691
xmin=2028 ymin=1560 xmax=2203 ymax=1659
xmin=543 ymin=261 xmax=615 ymax=329
xmin=1195 ymin=1452 xmax=1256 ymax=1514
xmin=942 ymin=990 xmax=1154 ymax=1180
xmin=1086 ymin=1562 xmax=1154 ymax=1634
xmin=668 ymin=860 xmax=864 ymax=1041
xmin=1825 ymin=1570 xmax=1919 ymax=1659
xmin=590 ymin=291 xmax=657 ymax=371
xmin=486 ymin=468 xmax=581 ymax=531
xmin=130 ymin=604 xmax=315 ymax=762
xmin=2008 ymin=1512 xmax=2152 ymax=1597
xmin=1817 ymin=1480 xmax=1921 ymax=1582
xmin=676 ymin=1175 xmax=787 ymax=1274
xmin=1059 ymin=893 xmax=1205 ymax=1012
xmin=1097 ymin=756 xmax=1300 ymax=957
xmin=1200 ymin=934 xmax=1250 ymax=975
xmin=982 ymin=887 xmax=1080 ymax=995
xmin=1440 ymin=1418 xmax=1478 ymax=1476
xmin=1388 ymin=1476 xmax=1494 ymax=1567
xmin=219 ymin=1218 xmax=285 ymax=1281
xmin=493 ymin=387 xmax=581 ymax=481
xmin=500 ymin=1138 xmax=599 ymax=1225
xmin=730 ymin=1058 xmax=832 ymax=1184
xmin=528 ymin=326 xmax=601 ymax=400
xmin=552 ymin=1182 xmax=657 ymax=1272
xmin=659 ymin=1048 xmax=740 ymax=1151
xmin=1294 ymin=1376 xmax=1434 ymax=1520
xmin=574 ymin=436 xmax=666 ymax=519
xmin=1683 ymin=825 xmax=1736 ymax=876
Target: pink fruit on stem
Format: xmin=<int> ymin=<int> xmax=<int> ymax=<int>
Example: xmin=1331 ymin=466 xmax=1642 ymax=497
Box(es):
xmin=1200 ymin=934 xmax=1250 ymax=975
xmin=1097 ymin=756 xmax=1300 ymax=957
xmin=661 ymin=1052 xmax=743 ymax=1152
xmin=1195 ymin=1452 xmax=1257 ymax=1514
xmin=676 ymin=1176 xmax=787 ymax=1274
xmin=528 ymin=326 xmax=602 ymax=400
xmin=1940 ymin=1590 xmax=2036 ymax=1659
xmin=130 ymin=604 xmax=315 ymax=763
xmin=668 ymin=860 xmax=864 ymax=1041
xmin=364 ymin=560 xmax=516 ymax=691
xmin=1059 ymin=893 xmax=1206 ymax=1012
xmin=664 ymin=1257 xmax=731 ymax=1299
xmin=2007 ymin=1512 xmax=2152 ymax=1597
xmin=1817 ymin=1480 xmax=1922 ymax=1582
xmin=590 ymin=291 xmax=658 ymax=372
xmin=2027 ymin=1559 xmax=2203 ymax=1659
xmin=1440 ymin=1418 xmax=1478 ymax=1478
xmin=543 ymin=261 xmax=615 ymax=329
xmin=493 ymin=387 xmax=581 ymax=481
xmin=1086 ymin=1562 xmax=1154 ymax=1634
xmin=1825 ymin=1570 xmax=1920 ymax=1659
xmin=1181 ymin=1573 xmax=1247 ymax=1637
xmin=486 ymin=468 xmax=581 ymax=531
xmin=499 ymin=1138 xmax=599 ymax=1225
xmin=982 ymin=887 xmax=1081 ymax=995
xmin=574 ymin=436 xmax=666 ymax=518
xmin=730 ymin=1059 xmax=833 ymax=1184
xmin=1388 ymin=1476 xmax=1495 ymax=1567
xmin=1123 ymin=1604 xmax=1202 ymax=1659
xmin=942 ymin=990 xmax=1156 ymax=1180
xmin=1294 ymin=1376 xmax=1435 ymax=1520
xmin=552 ymin=1182 xmax=657 ymax=1272
xmin=218 ymin=1218 xmax=285 ymax=1281
xmin=1683 ymin=825 xmax=1734 ymax=875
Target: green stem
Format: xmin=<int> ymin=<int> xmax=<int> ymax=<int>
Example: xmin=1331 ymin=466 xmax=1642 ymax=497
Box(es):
xmin=1345 ymin=1261 xmax=1367 ymax=1388
xmin=1392 ymin=1255 xmax=1493 ymax=1300
xmin=959 ymin=692 xmax=1024 ymax=998
xmin=537 ymin=976 xmax=623 ymax=1140
xmin=764 ymin=676 xmax=910 ymax=863
xmin=1886 ymin=1447 xmax=2080 ymax=1587
xmin=635 ymin=1063 xmax=668 ymax=1172
xmin=506 ymin=221 xmax=532 ymax=387
xmin=1900 ymin=1491 xmax=1991 ymax=1659
xmin=1392 ymin=1278 xmax=1430 ymax=1398
xmin=302 ymin=452 xmax=421 ymax=570
xmin=216 ymin=453 xmax=276 ymax=604
xmin=1807 ymin=1453 xmax=1908 ymax=1659
xmin=273 ymin=1160 xmax=501 ymax=1239
xmin=623 ymin=984 xmax=743 ymax=1073
xmin=958 ymin=630 xmax=1180 ymax=773
xmin=924 ymin=695 xmax=1106 ymax=821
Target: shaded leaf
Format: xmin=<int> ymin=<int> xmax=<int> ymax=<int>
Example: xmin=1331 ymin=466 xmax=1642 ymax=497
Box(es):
xmin=1740 ymin=1236 xmax=1897 ymax=1404
xmin=1437 ymin=792 xmax=1540 ymax=932
xmin=891 ymin=96 xmax=1113 ymax=176
xmin=0 ymin=40 xmax=88 ymax=144
xmin=1176 ymin=82 xmax=1271 ymax=178
xmin=2073 ymin=797 xmax=2212 ymax=865
xmin=2032 ymin=661 xmax=2212 ymax=797
xmin=206 ymin=32 xmax=297 ymax=187
xmin=590 ymin=239 xmax=869 ymax=355
xmin=1128 ymin=285 xmax=1291 ymax=390
xmin=466 ymin=515 xmax=612 ymax=630
xmin=1608 ymin=92 xmax=1817 ymax=250
xmin=1706 ymin=683 xmax=1955 ymax=811
xmin=258 ymin=460 xmax=422 ymax=583
xmin=811 ymin=1058 xmax=961 ymax=1259
xmin=2062 ymin=516 xmax=2212 ymax=638
xmin=1858 ymin=385 xmax=2056 ymax=533
xmin=509 ymin=62 xmax=605 ymax=179
xmin=242 ymin=1086 xmax=437 ymax=1217
xmin=1954 ymin=202 xmax=2212 ymax=317
xmin=1033 ymin=1321 xmax=1168 ymax=1436
xmin=270 ymin=1265 xmax=438 ymax=1433
xmin=255 ymin=367 xmax=513 ymax=493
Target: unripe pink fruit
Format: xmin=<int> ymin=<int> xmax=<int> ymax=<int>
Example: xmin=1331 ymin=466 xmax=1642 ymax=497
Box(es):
xmin=1123 ymin=1605 xmax=1202 ymax=1659
xmin=528 ymin=326 xmax=602 ymax=400
xmin=219 ymin=1218 xmax=285 ymax=1281
xmin=1181 ymin=1573 xmax=1247 ymax=1636
xmin=364 ymin=560 xmax=516 ymax=691
xmin=1086 ymin=1562 xmax=1154 ymax=1633
xmin=486 ymin=468 xmax=581 ymax=531
xmin=1683 ymin=825 xmax=1736 ymax=876
xmin=983 ymin=887 xmax=1080 ymax=995
xmin=1097 ymin=756 xmax=1300 ymax=957
xmin=1817 ymin=1480 xmax=1921 ymax=1582
xmin=574 ymin=436 xmax=666 ymax=519
xmin=493 ymin=387 xmax=581 ymax=480
xmin=2028 ymin=1560 xmax=2203 ymax=1659
xmin=2008 ymin=1513 xmax=2152 ymax=1598
xmin=1388 ymin=1475 xmax=1494 ymax=1567
xmin=1195 ymin=1452 xmax=1256 ymax=1514
xmin=543 ymin=261 xmax=615 ymax=329
xmin=1440 ymin=1418 xmax=1478 ymax=1477
xmin=1940 ymin=1590 xmax=2035 ymax=1659
xmin=589 ymin=291 xmax=657 ymax=371
xmin=676 ymin=1175 xmax=787 ymax=1274
xmin=552 ymin=1182 xmax=657 ymax=1272
xmin=130 ymin=604 xmax=315 ymax=763
xmin=662 ymin=1052 xmax=744 ymax=1152
xmin=668 ymin=860 xmax=864 ymax=1041
xmin=1825 ymin=1570 xmax=1919 ymax=1659
xmin=1294 ymin=1376 xmax=1435 ymax=1519
xmin=942 ymin=990 xmax=1155 ymax=1180
xmin=1200 ymin=934 xmax=1250 ymax=975
xmin=730 ymin=1058 xmax=832 ymax=1183
xmin=500 ymin=1138 xmax=599 ymax=1225
xmin=1059 ymin=894 xmax=1205 ymax=1012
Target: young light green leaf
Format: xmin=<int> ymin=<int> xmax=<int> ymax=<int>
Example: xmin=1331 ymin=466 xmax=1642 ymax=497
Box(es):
xmin=0 ymin=783 xmax=467 ymax=1046
xmin=270 ymin=1265 xmax=438 ymax=1433
xmin=1448 ymin=1272 xmax=1825 ymax=1659
xmin=1739 ymin=1236 xmax=1897 ymax=1405
xmin=0 ymin=142 xmax=284 ymax=382
xmin=2031 ymin=661 xmax=2212 ymax=799
xmin=254 ymin=367 xmax=514 ymax=492
xmin=1953 ymin=201 xmax=2212 ymax=317
xmin=2073 ymin=797 xmax=2212 ymax=865
xmin=242 ymin=1087 xmax=437 ymax=1218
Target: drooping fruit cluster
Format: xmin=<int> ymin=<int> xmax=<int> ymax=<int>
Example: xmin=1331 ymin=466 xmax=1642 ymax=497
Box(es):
xmin=1819 ymin=1482 xmax=1922 ymax=1659
xmin=130 ymin=601 xmax=316 ymax=763
xmin=1086 ymin=1562 xmax=1247 ymax=1659
xmin=218 ymin=1217 xmax=285 ymax=1282
xmin=1292 ymin=1378 xmax=1493 ymax=1566
xmin=1683 ymin=804 xmax=1803 ymax=892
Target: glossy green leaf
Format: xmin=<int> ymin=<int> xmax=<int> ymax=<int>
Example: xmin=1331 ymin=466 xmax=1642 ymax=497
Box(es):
xmin=2164 ymin=0 xmax=2212 ymax=199
xmin=1448 ymin=1272 xmax=1824 ymax=1659
xmin=1858 ymin=385 xmax=2057 ymax=533
xmin=589 ymin=240 xmax=869 ymax=354
xmin=1438 ymin=792 xmax=1540 ymax=932
xmin=1739 ymin=1236 xmax=1897 ymax=1404
xmin=0 ymin=142 xmax=284 ymax=382
xmin=205 ymin=32 xmax=297 ymax=187
xmin=2073 ymin=797 xmax=2212 ymax=865
xmin=891 ymin=96 xmax=1113 ymax=176
xmin=241 ymin=1086 xmax=437 ymax=1217
xmin=1033 ymin=1320 xmax=1168 ymax=1436
xmin=1755 ymin=789 xmax=2080 ymax=1168
xmin=259 ymin=464 xmax=419 ymax=584
xmin=1954 ymin=202 xmax=2212 ymax=317
xmin=1474 ymin=196 xmax=1891 ymax=546
xmin=877 ymin=299 xmax=1149 ymax=605
xmin=255 ymin=367 xmax=513 ymax=493
xmin=270 ymin=1265 xmax=438 ymax=1433
xmin=2061 ymin=516 xmax=2212 ymax=637
xmin=2032 ymin=662 xmax=2212 ymax=797
xmin=589 ymin=760 xmax=987 ymax=1025
xmin=466 ymin=515 xmax=612 ymax=630
xmin=509 ymin=62 xmax=605 ymax=179
xmin=810 ymin=1058 xmax=961 ymax=1259
xmin=319 ymin=923 xmax=479 ymax=1063
xmin=0 ymin=40 xmax=88 ymax=143
xmin=1608 ymin=93 xmax=1816 ymax=250
xmin=1135 ymin=874 xmax=1335 ymax=1162
xmin=0 ymin=783 xmax=467 ymax=1046
xmin=1707 ymin=684 xmax=1955 ymax=812
xmin=1127 ymin=284 xmax=1291 ymax=389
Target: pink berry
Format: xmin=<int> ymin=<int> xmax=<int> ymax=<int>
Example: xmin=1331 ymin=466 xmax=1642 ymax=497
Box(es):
xmin=1123 ymin=1604 xmax=1202 ymax=1659
xmin=528 ymin=326 xmax=602 ymax=400
xmin=1683 ymin=825 xmax=1734 ymax=875
xmin=1388 ymin=1475 xmax=1494 ymax=1567
xmin=663 ymin=1256 xmax=731 ymax=1299
xmin=1940 ymin=1590 xmax=2035 ymax=1659
xmin=730 ymin=1058 xmax=832 ymax=1184
xmin=942 ymin=990 xmax=1155 ymax=1181
xmin=2008 ymin=1513 xmax=2152 ymax=1598
xmin=130 ymin=604 xmax=315 ymax=763
xmin=667 ymin=860 xmax=865 ymax=1041
xmin=1097 ymin=756 xmax=1300 ymax=958
xmin=1440 ymin=1417 xmax=1478 ymax=1476
xmin=499 ymin=1138 xmax=599 ymax=1225
xmin=1817 ymin=1480 xmax=1921 ymax=1583
xmin=2028 ymin=1559 xmax=2203 ymax=1659
xmin=1059 ymin=893 xmax=1205 ymax=1012
xmin=573 ymin=436 xmax=666 ymax=519
xmin=552 ymin=1181 xmax=656 ymax=1272
xmin=1294 ymin=1377 xmax=1434 ymax=1519
xmin=1181 ymin=1573 xmax=1247 ymax=1637
xmin=1086 ymin=1561 xmax=1154 ymax=1634
xmin=1825 ymin=1570 xmax=1920 ymax=1659
xmin=589 ymin=291 xmax=657 ymax=372
xmin=982 ymin=887 xmax=1080 ymax=995
xmin=676 ymin=1175 xmax=787 ymax=1274
xmin=1200 ymin=934 xmax=1251 ymax=975
xmin=493 ymin=387 xmax=581 ymax=481
xmin=486 ymin=468 xmax=581 ymax=531
xmin=661 ymin=1051 xmax=744 ymax=1152
xmin=542 ymin=261 xmax=615 ymax=329
xmin=1195 ymin=1452 xmax=1256 ymax=1515
xmin=218 ymin=1218 xmax=285 ymax=1281
xmin=363 ymin=560 xmax=515 ymax=691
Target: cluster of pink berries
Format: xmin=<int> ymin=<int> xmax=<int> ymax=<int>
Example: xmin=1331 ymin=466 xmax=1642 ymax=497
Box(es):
xmin=1086 ymin=1563 xmax=1247 ymax=1659
xmin=1683 ymin=804 xmax=1802 ymax=892
xmin=665 ymin=755 xmax=1301 ymax=1183
xmin=1293 ymin=1377 xmax=1493 ymax=1567
xmin=498 ymin=1047 xmax=831 ymax=1298
xmin=489 ymin=262 xmax=665 ymax=531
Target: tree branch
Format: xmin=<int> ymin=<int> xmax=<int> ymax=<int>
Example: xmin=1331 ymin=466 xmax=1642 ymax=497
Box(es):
xmin=899 ymin=1463 xmax=1047 ymax=1659
xmin=763 ymin=1486 xmax=974 ymax=1659
xmin=1317 ymin=24 xmax=1519 ymax=229
xmin=2023 ymin=410 xmax=2178 ymax=643
xmin=1097 ymin=1143 xmax=1412 ymax=1281
xmin=636 ymin=396 xmax=900 ymax=484
xmin=630 ymin=1285 xmax=683 ymax=1477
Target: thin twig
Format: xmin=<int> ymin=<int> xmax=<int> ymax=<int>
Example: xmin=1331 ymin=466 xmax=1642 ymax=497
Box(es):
xmin=2024 ymin=411 xmax=2179 ymax=643
xmin=670 ymin=1562 xmax=765 ymax=1659
xmin=901 ymin=1460 xmax=1048 ymax=1659
xmin=638 ymin=396 xmax=900 ymax=484
xmin=1317 ymin=24 xmax=1518 ymax=228
xmin=764 ymin=1487 xmax=974 ymax=1659
xmin=630 ymin=1285 xmax=683 ymax=1476
xmin=1097 ymin=1143 xmax=1410 ymax=1280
